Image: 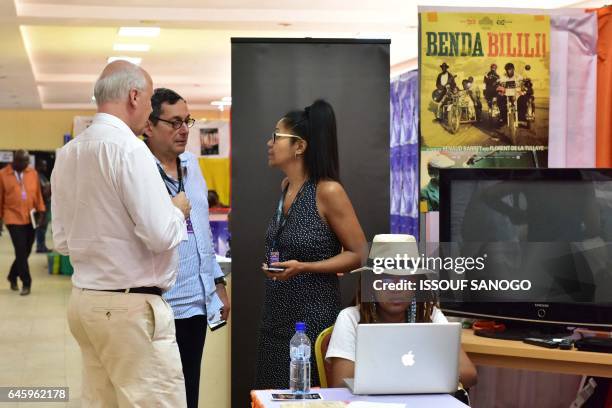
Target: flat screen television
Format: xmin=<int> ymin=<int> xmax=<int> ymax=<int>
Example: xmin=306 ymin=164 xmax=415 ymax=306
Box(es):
xmin=439 ymin=168 xmax=612 ymax=329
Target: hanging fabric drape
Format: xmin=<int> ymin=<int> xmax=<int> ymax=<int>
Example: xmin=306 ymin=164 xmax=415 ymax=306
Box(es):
xmin=596 ymin=6 xmax=612 ymax=167
xmin=390 ymin=70 xmax=419 ymax=237
xmin=548 ymin=12 xmax=598 ymax=167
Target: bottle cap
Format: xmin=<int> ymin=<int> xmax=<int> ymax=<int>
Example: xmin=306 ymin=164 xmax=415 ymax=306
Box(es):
xmin=295 ymin=322 xmax=306 ymax=332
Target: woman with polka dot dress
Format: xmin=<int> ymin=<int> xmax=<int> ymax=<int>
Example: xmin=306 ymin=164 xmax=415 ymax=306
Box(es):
xmin=255 ymin=99 xmax=367 ymax=389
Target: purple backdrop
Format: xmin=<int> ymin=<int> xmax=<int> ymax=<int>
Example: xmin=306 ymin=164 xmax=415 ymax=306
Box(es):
xmin=390 ymin=70 xmax=419 ymax=237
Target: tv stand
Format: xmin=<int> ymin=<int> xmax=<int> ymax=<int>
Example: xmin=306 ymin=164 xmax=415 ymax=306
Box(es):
xmin=474 ymin=321 xmax=573 ymax=341
xmin=462 ymin=329 xmax=612 ymax=377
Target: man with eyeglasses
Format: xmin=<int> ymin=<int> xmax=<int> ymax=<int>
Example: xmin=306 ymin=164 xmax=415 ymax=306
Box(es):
xmin=144 ymin=88 xmax=230 ymax=408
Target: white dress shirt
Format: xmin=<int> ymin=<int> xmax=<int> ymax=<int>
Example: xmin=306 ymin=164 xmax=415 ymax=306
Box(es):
xmin=51 ymin=113 xmax=187 ymax=291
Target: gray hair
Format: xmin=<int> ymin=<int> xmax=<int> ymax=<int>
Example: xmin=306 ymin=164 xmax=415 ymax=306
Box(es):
xmin=93 ymin=62 xmax=147 ymax=105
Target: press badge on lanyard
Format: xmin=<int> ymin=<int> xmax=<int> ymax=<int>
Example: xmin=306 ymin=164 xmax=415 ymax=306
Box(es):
xmin=16 ymin=172 xmax=26 ymax=201
xmin=268 ymin=182 xmax=306 ymax=266
xmin=185 ymin=217 xmax=194 ymax=234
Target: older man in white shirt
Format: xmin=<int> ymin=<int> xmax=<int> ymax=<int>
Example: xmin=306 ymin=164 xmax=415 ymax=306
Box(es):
xmin=51 ymin=61 xmax=191 ymax=407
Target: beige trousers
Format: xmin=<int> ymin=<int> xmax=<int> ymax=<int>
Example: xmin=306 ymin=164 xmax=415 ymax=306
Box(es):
xmin=67 ymin=287 xmax=186 ymax=408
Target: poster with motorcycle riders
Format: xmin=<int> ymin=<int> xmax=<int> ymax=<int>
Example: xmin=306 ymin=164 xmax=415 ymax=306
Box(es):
xmin=419 ymin=11 xmax=550 ymax=150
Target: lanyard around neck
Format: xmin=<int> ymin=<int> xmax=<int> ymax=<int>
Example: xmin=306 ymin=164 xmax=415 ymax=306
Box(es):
xmin=157 ymin=157 xmax=183 ymax=196
xmin=15 ymin=171 xmax=27 ymax=198
xmin=272 ymin=180 xmax=307 ymax=249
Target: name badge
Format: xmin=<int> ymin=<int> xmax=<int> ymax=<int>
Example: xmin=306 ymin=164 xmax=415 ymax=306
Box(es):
xmin=269 ymin=251 xmax=280 ymax=265
xmin=186 ymin=217 xmax=194 ymax=234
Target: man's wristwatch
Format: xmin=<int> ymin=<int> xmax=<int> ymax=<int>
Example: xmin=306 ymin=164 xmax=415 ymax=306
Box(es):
xmin=214 ymin=277 xmax=227 ymax=287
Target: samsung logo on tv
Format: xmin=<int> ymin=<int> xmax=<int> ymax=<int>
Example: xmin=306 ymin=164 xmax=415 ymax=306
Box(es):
xmin=534 ymin=304 xmax=549 ymax=308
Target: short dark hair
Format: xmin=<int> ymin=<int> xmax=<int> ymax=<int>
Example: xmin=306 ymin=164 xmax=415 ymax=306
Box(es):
xmin=282 ymin=99 xmax=340 ymax=183
xmin=149 ymin=88 xmax=185 ymax=125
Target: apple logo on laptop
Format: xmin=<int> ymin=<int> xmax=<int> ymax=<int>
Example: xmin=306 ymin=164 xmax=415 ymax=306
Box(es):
xmin=401 ymin=351 xmax=415 ymax=367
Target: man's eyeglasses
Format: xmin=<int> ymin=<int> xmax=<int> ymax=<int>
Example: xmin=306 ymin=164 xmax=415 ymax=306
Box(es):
xmin=272 ymin=132 xmax=304 ymax=144
xmin=153 ymin=117 xmax=196 ymax=130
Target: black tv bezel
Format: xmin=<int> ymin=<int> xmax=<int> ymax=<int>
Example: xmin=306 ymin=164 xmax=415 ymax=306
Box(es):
xmin=438 ymin=168 xmax=612 ymax=329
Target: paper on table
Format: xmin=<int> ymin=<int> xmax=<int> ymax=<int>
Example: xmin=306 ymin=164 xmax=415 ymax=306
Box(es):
xmin=280 ymin=402 xmax=346 ymax=408
xmin=346 ymin=402 xmax=406 ymax=408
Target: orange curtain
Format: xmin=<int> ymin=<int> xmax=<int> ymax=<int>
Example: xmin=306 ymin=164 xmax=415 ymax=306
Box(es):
xmin=597 ymin=6 xmax=612 ymax=167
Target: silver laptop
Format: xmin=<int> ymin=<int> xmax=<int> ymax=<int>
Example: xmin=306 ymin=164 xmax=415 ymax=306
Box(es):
xmin=345 ymin=322 xmax=461 ymax=395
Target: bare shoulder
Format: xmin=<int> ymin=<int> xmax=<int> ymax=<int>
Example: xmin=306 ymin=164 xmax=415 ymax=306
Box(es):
xmin=316 ymin=180 xmax=352 ymax=218
xmin=316 ymin=180 xmax=347 ymax=200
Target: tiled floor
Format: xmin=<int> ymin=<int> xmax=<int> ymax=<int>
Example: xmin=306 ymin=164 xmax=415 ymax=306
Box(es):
xmin=0 ymin=229 xmax=231 ymax=408
xmin=0 ymin=230 xmax=81 ymax=408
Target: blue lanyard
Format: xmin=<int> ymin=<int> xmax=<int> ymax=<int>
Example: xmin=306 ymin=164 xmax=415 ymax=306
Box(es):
xmin=271 ymin=181 xmax=307 ymax=250
xmin=157 ymin=158 xmax=184 ymax=196
xmin=409 ymin=299 xmax=417 ymax=323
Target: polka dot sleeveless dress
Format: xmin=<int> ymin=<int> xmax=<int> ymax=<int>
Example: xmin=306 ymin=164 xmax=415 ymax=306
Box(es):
xmin=255 ymin=179 xmax=342 ymax=389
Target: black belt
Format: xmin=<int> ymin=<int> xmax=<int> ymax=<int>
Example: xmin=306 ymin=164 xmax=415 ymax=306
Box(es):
xmin=87 ymin=287 xmax=162 ymax=296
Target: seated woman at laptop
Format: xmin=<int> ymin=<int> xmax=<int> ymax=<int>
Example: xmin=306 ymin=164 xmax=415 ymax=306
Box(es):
xmin=326 ymin=270 xmax=477 ymax=389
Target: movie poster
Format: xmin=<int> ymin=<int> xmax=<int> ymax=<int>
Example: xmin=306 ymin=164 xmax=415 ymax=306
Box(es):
xmin=200 ymin=127 xmax=220 ymax=156
xmin=419 ymin=12 xmax=550 ymax=149
xmin=419 ymin=11 xmax=550 ymax=212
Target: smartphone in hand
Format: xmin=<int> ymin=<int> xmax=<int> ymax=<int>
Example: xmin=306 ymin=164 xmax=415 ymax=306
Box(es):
xmin=262 ymin=266 xmax=285 ymax=272
xmin=208 ymin=308 xmax=226 ymax=331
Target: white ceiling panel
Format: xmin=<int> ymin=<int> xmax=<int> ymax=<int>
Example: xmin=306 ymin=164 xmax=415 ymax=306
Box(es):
xmin=0 ymin=0 xmax=608 ymax=109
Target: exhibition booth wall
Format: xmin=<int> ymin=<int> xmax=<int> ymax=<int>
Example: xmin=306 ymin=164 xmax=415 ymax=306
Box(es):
xmin=231 ymin=38 xmax=390 ymax=408
xmin=0 ymin=109 xmax=229 ymax=151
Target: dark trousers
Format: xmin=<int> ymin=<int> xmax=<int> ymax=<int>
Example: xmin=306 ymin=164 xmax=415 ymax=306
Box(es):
xmin=7 ymin=224 xmax=35 ymax=288
xmin=36 ymin=202 xmax=50 ymax=250
xmin=175 ymin=314 xmax=207 ymax=408
xmin=36 ymin=224 xmax=48 ymax=250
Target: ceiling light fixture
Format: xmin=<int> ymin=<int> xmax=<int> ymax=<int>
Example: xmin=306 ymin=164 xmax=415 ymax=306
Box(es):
xmin=107 ymin=56 xmax=142 ymax=65
xmin=113 ymin=44 xmax=151 ymax=52
xmin=118 ymin=27 xmax=160 ymax=37
xmin=211 ymin=100 xmax=232 ymax=111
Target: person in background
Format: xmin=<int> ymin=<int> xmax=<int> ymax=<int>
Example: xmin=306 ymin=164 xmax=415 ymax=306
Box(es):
xmin=420 ymin=154 xmax=455 ymax=212
xmin=461 ymin=76 xmax=482 ymax=121
xmin=484 ymin=63 xmax=500 ymax=110
xmin=434 ymin=63 xmax=458 ymax=120
xmin=208 ymin=190 xmax=228 ymax=209
xmin=497 ymin=62 xmax=523 ymax=126
xmin=52 ymin=61 xmax=190 ymax=407
xmin=144 ymin=88 xmax=231 ymax=408
xmin=255 ymin=99 xmax=367 ymax=388
xmin=436 ymin=62 xmax=456 ymax=93
xmin=0 ymin=150 xmax=45 ymax=296
xmin=35 ymin=159 xmax=52 ymax=253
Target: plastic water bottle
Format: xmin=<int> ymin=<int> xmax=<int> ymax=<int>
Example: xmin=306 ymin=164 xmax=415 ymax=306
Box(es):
xmin=289 ymin=322 xmax=311 ymax=394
